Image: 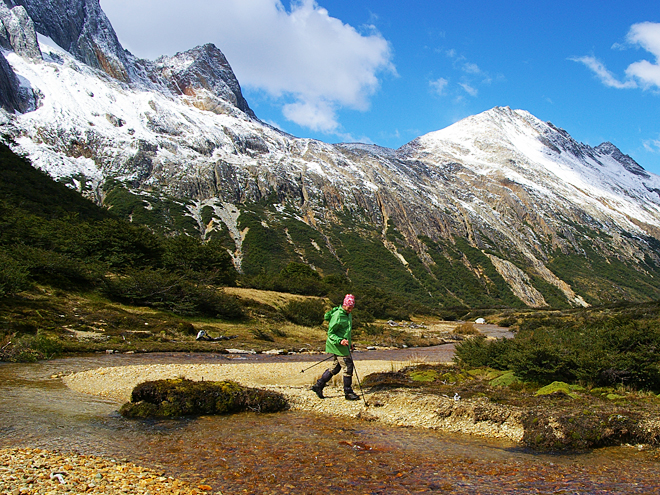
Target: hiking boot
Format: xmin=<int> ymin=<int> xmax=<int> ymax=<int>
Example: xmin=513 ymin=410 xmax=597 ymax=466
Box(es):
xmin=344 ymin=391 xmax=360 ymax=401
xmin=311 ymin=383 xmax=325 ymax=399
xmin=343 ymin=376 xmax=360 ymax=401
xmin=311 ymin=370 xmax=333 ymax=399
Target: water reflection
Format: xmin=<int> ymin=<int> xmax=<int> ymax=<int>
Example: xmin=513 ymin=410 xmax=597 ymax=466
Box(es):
xmin=1 ymin=354 xmax=659 ymax=494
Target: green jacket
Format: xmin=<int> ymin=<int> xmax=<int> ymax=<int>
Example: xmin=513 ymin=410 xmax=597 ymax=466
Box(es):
xmin=324 ymin=306 xmax=352 ymax=356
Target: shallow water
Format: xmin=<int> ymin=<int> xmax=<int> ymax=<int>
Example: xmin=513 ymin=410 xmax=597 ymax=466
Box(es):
xmin=1 ymin=353 xmax=659 ymax=494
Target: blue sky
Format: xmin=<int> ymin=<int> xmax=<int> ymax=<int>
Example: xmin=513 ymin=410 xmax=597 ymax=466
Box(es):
xmin=101 ymin=0 xmax=660 ymax=174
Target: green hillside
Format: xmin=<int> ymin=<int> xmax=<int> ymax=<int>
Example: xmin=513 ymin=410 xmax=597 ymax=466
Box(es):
xmin=0 ymin=142 xmax=240 ymax=315
xmin=5 ymin=142 xmax=660 ymax=316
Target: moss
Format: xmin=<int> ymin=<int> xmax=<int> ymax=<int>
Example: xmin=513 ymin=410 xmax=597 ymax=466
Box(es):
xmin=606 ymin=393 xmax=625 ymax=400
xmin=490 ymin=370 xmax=520 ymax=387
xmin=410 ymin=370 xmax=439 ymax=382
xmin=120 ymin=378 xmax=288 ymax=418
xmin=535 ymin=381 xmax=583 ymax=399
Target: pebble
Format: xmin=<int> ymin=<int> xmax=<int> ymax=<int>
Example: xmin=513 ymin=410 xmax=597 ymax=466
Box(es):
xmin=0 ymin=448 xmax=223 ymax=495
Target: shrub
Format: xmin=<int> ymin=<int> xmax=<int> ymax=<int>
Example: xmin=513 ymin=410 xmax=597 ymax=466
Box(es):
xmin=251 ymin=328 xmax=275 ymax=341
xmin=453 ymin=322 xmax=480 ymax=335
xmin=454 ymin=315 xmax=660 ymax=391
xmin=162 ymin=236 xmax=237 ymax=286
xmin=360 ymin=323 xmax=386 ymax=336
xmin=0 ymin=251 xmax=31 ymax=297
xmin=282 ymin=299 xmax=325 ymax=327
xmin=272 ymin=263 xmax=326 ymax=296
xmin=497 ymin=316 xmax=518 ymax=327
xmin=15 ymin=246 xmax=103 ymax=289
xmin=102 ymin=269 xmax=244 ymax=319
xmin=454 ymin=335 xmax=512 ymax=370
xmin=355 ymin=288 xmax=412 ymax=321
xmin=5 ymin=334 xmax=63 ymax=362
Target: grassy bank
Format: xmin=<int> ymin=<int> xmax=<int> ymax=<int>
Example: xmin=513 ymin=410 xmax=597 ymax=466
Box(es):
xmin=362 ymin=363 xmax=660 ymax=451
xmin=0 ymin=286 xmax=460 ymax=362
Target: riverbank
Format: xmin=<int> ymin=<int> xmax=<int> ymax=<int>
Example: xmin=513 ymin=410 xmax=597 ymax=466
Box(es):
xmin=62 ymin=360 xmax=660 ymax=451
xmin=0 ymin=448 xmax=219 ymax=494
xmin=62 ymin=361 xmax=522 ymax=443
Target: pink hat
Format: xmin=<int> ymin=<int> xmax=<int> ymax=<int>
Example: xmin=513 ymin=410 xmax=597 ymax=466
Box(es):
xmin=343 ymin=294 xmax=355 ymax=308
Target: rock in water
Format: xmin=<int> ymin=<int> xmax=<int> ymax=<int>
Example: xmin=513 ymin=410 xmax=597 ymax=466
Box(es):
xmin=119 ymin=378 xmax=288 ymax=418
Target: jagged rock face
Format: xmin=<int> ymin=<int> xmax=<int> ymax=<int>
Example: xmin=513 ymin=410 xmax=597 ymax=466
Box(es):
xmin=3 ymin=0 xmax=131 ymax=81
xmin=2 ymin=2 xmax=660 ymax=308
xmin=0 ymin=2 xmax=40 ymax=113
xmin=595 ymin=141 xmax=649 ymax=178
xmin=0 ymin=2 xmax=41 ymax=59
xmin=153 ymin=44 xmax=256 ymax=118
xmin=0 ymin=51 xmax=21 ymax=112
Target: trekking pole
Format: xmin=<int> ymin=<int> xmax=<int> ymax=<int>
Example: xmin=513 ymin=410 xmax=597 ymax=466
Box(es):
xmin=300 ymin=354 xmax=334 ymax=373
xmin=348 ymin=348 xmax=368 ymax=407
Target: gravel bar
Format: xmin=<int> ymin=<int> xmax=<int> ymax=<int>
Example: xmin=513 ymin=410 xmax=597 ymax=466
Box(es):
xmin=0 ymin=448 xmax=220 ymax=494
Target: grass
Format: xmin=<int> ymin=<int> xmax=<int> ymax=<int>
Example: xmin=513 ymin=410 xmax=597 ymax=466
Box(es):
xmin=223 ymin=287 xmax=322 ymax=309
xmin=0 ymin=286 xmax=458 ymax=361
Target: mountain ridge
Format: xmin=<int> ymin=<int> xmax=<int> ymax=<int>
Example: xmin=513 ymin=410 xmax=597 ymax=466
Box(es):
xmin=1 ymin=1 xmax=660 ymax=309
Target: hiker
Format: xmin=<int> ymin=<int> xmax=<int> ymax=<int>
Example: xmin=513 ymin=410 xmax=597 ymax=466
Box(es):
xmin=311 ymin=294 xmax=360 ymax=401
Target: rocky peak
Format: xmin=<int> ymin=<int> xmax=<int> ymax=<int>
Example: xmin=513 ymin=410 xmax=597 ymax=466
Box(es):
xmin=595 ymin=141 xmax=649 ymax=178
xmin=153 ymin=43 xmax=256 ymax=118
xmin=3 ymin=0 xmax=131 ymax=82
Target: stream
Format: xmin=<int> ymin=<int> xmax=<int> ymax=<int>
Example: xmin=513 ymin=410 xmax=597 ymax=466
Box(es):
xmin=1 ymin=351 xmax=659 ymax=494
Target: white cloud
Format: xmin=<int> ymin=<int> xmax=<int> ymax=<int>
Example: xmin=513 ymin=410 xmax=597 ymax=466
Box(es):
xmin=462 ymin=62 xmax=481 ymax=74
xmin=570 ymin=56 xmax=637 ymax=89
xmin=100 ymin=0 xmax=395 ymax=133
xmin=643 ymin=138 xmax=660 ymax=153
xmin=459 ymin=82 xmax=478 ymax=97
xmin=625 ymin=22 xmax=660 ymax=89
xmin=282 ymin=98 xmax=338 ymax=132
xmin=573 ymin=22 xmax=660 ymax=91
xmin=627 ymin=22 xmax=660 ymax=61
xmin=429 ymin=77 xmax=449 ymax=96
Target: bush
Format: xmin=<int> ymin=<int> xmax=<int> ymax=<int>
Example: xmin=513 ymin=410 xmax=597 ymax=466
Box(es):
xmin=0 ymin=251 xmax=31 ymax=296
xmin=251 ymin=328 xmax=275 ymax=341
xmin=354 ymin=288 xmax=413 ymax=321
xmin=453 ymin=322 xmax=480 ymax=335
xmin=282 ymin=299 xmax=325 ymax=327
xmin=454 ymin=315 xmax=660 ymax=391
xmin=272 ymin=263 xmax=326 ymax=296
xmin=162 ymin=236 xmax=237 ymax=286
xmin=497 ymin=316 xmax=518 ymax=327
xmin=102 ymin=269 xmax=244 ymax=319
xmin=359 ymin=323 xmax=386 ymax=336
xmin=5 ymin=334 xmax=63 ymax=362
xmin=454 ymin=335 xmax=512 ymax=370
xmin=17 ymin=246 xmax=104 ymax=289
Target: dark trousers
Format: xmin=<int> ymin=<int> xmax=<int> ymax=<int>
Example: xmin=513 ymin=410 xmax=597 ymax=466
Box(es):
xmin=330 ymin=355 xmax=354 ymax=377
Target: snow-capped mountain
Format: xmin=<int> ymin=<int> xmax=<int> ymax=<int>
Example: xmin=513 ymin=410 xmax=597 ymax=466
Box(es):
xmin=2 ymin=0 xmax=660 ymax=308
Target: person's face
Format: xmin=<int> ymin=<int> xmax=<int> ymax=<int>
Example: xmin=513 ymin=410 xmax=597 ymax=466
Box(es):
xmin=343 ymin=304 xmax=354 ymax=313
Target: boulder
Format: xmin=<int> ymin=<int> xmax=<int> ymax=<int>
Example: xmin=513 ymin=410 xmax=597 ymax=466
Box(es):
xmin=119 ymin=378 xmax=288 ymax=418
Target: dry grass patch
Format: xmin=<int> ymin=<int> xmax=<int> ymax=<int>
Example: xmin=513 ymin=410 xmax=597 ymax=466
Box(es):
xmin=223 ymin=287 xmax=328 ymax=310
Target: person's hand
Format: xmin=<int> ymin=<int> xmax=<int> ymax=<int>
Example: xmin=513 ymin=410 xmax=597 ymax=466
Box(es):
xmin=340 ymin=339 xmax=349 ymax=346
